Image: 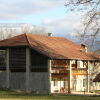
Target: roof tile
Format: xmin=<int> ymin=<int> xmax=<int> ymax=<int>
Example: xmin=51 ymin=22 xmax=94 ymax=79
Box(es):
xmin=0 ymin=33 xmax=100 ymax=60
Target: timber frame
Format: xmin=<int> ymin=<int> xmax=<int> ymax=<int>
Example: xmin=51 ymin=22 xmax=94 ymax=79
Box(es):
xmin=0 ymin=47 xmax=99 ymax=94
xmin=0 ymin=33 xmax=99 ymax=94
xmin=49 ymin=59 xmax=100 ymax=94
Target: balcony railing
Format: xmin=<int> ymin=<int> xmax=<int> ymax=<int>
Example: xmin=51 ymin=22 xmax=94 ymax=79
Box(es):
xmin=51 ymin=66 xmax=87 ymax=75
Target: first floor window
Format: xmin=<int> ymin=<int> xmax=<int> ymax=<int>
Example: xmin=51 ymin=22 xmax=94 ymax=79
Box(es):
xmin=54 ymin=79 xmax=58 ymax=87
xmin=83 ymin=79 xmax=86 ymax=87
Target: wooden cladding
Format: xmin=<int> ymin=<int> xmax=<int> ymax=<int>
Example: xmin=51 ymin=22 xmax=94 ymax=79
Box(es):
xmin=0 ymin=50 xmax=6 ymax=70
xmin=31 ymin=68 xmax=48 ymax=72
xmin=0 ymin=47 xmax=48 ymax=72
xmin=9 ymin=48 xmax=26 ymax=70
xmin=72 ymin=69 xmax=87 ymax=76
xmin=52 ymin=60 xmax=69 ymax=67
xmin=52 ymin=73 xmax=68 ymax=78
xmin=31 ymin=49 xmax=48 ymax=70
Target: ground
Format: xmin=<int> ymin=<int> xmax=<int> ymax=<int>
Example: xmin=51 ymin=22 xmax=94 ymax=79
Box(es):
xmin=0 ymin=90 xmax=100 ymax=100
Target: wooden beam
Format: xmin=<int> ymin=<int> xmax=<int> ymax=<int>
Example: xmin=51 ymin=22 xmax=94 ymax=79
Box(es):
xmin=87 ymin=61 xmax=90 ymax=92
xmin=72 ymin=73 xmax=88 ymax=75
xmin=83 ymin=61 xmax=88 ymax=69
xmin=6 ymin=48 xmax=10 ymax=89
xmin=48 ymin=59 xmax=52 ymax=93
xmin=75 ymin=60 xmax=77 ymax=68
xmin=26 ymin=48 xmax=31 ymax=93
xmin=68 ymin=60 xmax=72 ymax=94
xmin=94 ymin=61 xmax=100 ymax=67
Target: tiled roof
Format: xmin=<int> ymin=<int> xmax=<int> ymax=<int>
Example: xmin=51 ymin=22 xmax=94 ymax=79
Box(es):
xmin=0 ymin=33 xmax=100 ymax=60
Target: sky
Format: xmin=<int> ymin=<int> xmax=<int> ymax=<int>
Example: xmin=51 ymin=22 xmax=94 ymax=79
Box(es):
xmin=0 ymin=0 xmax=82 ymax=41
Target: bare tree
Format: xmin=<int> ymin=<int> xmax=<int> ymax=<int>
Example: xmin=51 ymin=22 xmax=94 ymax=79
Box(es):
xmin=21 ymin=24 xmax=47 ymax=35
xmin=0 ymin=23 xmax=22 ymax=40
xmin=65 ymin=0 xmax=100 ymax=51
xmin=0 ymin=23 xmax=47 ymax=40
xmin=0 ymin=28 xmax=15 ymax=40
xmin=65 ymin=1 xmax=100 ymax=84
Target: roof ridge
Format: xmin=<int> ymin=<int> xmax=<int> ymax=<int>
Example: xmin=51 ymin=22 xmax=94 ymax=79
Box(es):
xmin=24 ymin=33 xmax=51 ymax=58
xmin=24 ymin=33 xmax=31 ymax=47
xmin=25 ymin=33 xmax=82 ymax=47
xmin=24 ymin=33 xmax=66 ymax=39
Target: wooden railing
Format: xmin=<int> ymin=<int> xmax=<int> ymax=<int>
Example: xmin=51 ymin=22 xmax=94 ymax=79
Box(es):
xmin=51 ymin=66 xmax=87 ymax=75
xmin=51 ymin=66 xmax=68 ymax=74
xmin=72 ymin=68 xmax=87 ymax=75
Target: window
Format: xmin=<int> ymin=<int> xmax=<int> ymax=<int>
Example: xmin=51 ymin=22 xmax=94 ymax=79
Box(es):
xmin=83 ymin=79 xmax=86 ymax=87
xmin=54 ymin=79 xmax=58 ymax=87
xmin=77 ymin=61 xmax=85 ymax=68
xmin=77 ymin=61 xmax=80 ymax=68
xmin=64 ymin=80 xmax=66 ymax=88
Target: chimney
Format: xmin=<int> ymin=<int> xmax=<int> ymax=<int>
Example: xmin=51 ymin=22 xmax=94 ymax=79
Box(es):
xmin=48 ymin=33 xmax=52 ymax=36
xmin=81 ymin=44 xmax=87 ymax=52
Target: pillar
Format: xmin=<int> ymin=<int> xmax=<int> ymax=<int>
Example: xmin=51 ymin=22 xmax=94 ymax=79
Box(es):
xmin=87 ymin=61 xmax=90 ymax=92
xmin=6 ymin=48 xmax=10 ymax=89
xmin=48 ymin=59 xmax=52 ymax=93
xmin=68 ymin=60 xmax=72 ymax=94
xmin=26 ymin=47 xmax=31 ymax=93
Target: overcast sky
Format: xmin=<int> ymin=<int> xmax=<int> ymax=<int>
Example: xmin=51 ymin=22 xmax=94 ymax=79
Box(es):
xmin=0 ymin=0 xmax=82 ymax=40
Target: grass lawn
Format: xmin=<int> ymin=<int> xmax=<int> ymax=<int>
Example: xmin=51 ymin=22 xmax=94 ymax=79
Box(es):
xmin=0 ymin=90 xmax=100 ymax=100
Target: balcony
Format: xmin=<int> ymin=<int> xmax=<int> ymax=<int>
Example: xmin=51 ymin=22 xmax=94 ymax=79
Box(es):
xmin=51 ymin=66 xmax=88 ymax=77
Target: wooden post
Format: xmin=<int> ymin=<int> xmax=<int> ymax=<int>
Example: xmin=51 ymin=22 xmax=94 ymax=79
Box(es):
xmin=26 ymin=47 xmax=31 ymax=93
xmin=87 ymin=61 xmax=90 ymax=92
xmin=60 ymin=78 xmax=61 ymax=92
xmin=68 ymin=60 xmax=72 ymax=94
xmin=6 ymin=48 xmax=10 ymax=89
xmin=48 ymin=59 xmax=51 ymax=94
xmin=75 ymin=60 xmax=77 ymax=68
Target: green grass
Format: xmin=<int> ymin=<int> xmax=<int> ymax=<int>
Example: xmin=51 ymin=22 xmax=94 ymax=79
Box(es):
xmin=0 ymin=90 xmax=100 ymax=100
xmin=90 ymin=90 xmax=100 ymax=94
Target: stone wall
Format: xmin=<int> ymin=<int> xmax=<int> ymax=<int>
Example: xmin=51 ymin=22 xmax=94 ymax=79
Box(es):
xmin=0 ymin=72 xmax=6 ymax=89
xmin=10 ymin=72 xmax=26 ymax=91
xmin=30 ymin=72 xmax=49 ymax=93
xmin=0 ymin=72 xmax=49 ymax=93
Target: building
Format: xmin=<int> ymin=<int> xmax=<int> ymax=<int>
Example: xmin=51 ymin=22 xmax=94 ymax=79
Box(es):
xmin=93 ymin=73 xmax=100 ymax=82
xmin=0 ymin=33 xmax=100 ymax=94
xmin=92 ymin=72 xmax=100 ymax=91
